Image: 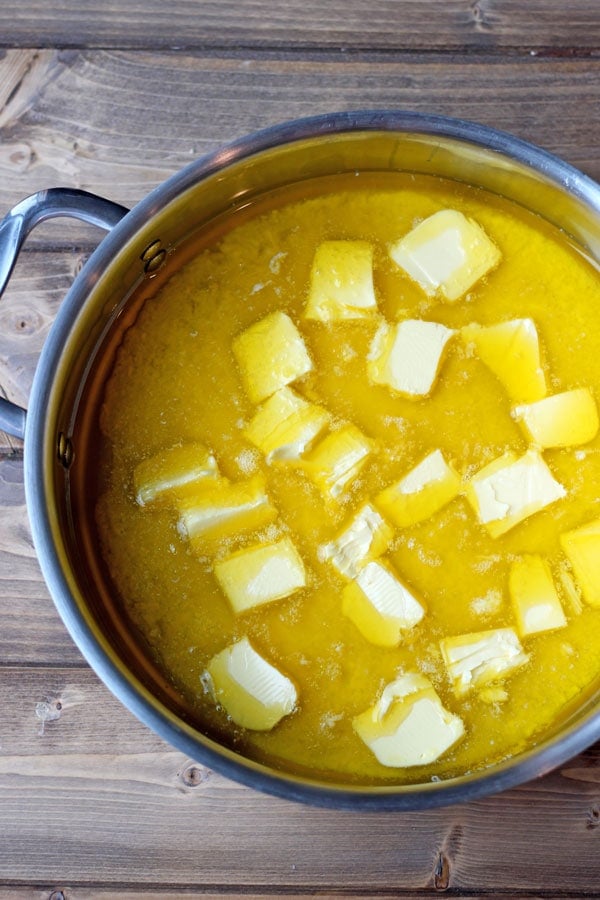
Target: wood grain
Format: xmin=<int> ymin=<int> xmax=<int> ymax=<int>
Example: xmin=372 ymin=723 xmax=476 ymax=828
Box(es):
xmin=0 ymin=458 xmax=83 ymax=661
xmin=0 ymin=880 xmax=464 ymax=900
xmin=0 ymin=667 xmax=598 ymax=891
xmin=0 ymin=249 xmax=84 ymax=420
xmin=1 ymin=1 xmax=599 ymax=51
xmin=0 ymin=50 xmax=599 ymax=224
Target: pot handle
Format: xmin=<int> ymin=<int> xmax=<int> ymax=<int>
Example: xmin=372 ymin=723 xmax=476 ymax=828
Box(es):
xmin=0 ymin=188 xmax=130 ymax=440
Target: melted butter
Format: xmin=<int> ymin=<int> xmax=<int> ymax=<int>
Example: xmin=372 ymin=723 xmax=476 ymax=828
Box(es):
xmin=94 ymin=172 xmax=600 ymax=784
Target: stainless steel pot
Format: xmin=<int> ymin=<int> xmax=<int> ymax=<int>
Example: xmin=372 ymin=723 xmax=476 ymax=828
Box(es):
xmin=1 ymin=110 xmax=600 ymax=810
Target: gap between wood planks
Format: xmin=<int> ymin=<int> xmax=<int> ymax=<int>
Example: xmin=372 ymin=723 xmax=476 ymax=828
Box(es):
xmin=0 ymin=0 xmax=600 ymax=54
xmin=1 ymin=886 xmax=600 ymax=897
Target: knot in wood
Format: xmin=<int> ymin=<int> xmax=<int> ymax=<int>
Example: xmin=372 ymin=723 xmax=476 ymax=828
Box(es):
xmin=35 ymin=698 xmax=62 ymax=722
xmin=587 ymin=805 xmax=600 ymax=829
xmin=181 ymin=763 xmax=210 ymax=787
xmin=433 ymin=851 xmax=450 ymax=891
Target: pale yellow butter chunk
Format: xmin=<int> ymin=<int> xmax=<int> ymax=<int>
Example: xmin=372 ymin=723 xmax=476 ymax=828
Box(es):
xmin=560 ymin=517 xmax=600 ymax=608
xmin=304 ymin=240 xmax=378 ymax=321
xmin=301 ymin=423 xmax=374 ymax=500
xmin=367 ymin=319 xmax=455 ymax=399
xmin=353 ymin=672 xmax=464 ymax=768
xmin=375 ymin=449 xmax=461 ymax=527
xmin=176 ymin=474 xmax=277 ymax=548
xmin=214 ymin=537 xmax=306 ymax=614
xmin=461 ymin=318 xmax=546 ymax=403
xmin=512 ymin=388 xmax=599 ymax=448
xmin=465 ymin=448 xmax=566 ymax=538
xmin=133 ymin=442 xmax=219 ymax=506
xmin=389 ymin=209 xmax=501 ymax=302
xmin=232 ymin=311 xmax=313 ymax=404
xmin=342 ymin=560 xmax=425 ymax=647
xmin=206 ymin=637 xmax=297 ymax=731
xmin=243 ymin=386 xmax=329 ymax=463
xmin=509 ymin=555 xmax=567 ymax=637
xmin=557 ymin=562 xmax=584 ymax=615
xmin=440 ymin=628 xmax=528 ymax=697
xmin=319 ymin=503 xmax=394 ymax=580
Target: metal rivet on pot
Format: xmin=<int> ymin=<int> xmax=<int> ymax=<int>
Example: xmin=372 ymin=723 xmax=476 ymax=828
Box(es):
xmin=57 ymin=432 xmax=74 ymax=469
xmin=140 ymin=239 xmax=167 ymax=274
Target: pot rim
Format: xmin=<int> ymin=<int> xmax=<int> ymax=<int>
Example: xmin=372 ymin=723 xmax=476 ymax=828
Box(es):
xmin=23 ymin=109 xmax=600 ymax=810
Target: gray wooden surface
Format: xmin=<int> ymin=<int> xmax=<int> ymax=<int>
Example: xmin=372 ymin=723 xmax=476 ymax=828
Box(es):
xmin=0 ymin=3 xmax=599 ymax=896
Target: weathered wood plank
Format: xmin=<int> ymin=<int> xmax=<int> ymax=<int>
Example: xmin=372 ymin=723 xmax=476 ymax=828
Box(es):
xmin=0 ymin=50 xmax=599 ymax=226
xmin=0 ymin=667 xmax=598 ymax=890
xmin=0 ymin=894 xmax=463 ymax=900
xmin=1 ymin=0 xmax=599 ymax=51
xmin=0 ymin=458 xmax=83 ymax=662
xmin=0 ymin=249 xmax=84 ymax=419
xmin=0 ymin=894 xmax=595 ymax=900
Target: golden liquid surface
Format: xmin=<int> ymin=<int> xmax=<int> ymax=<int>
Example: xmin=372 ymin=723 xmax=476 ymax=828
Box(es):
xmin=95 ymin=172 xmax=600 ymax=784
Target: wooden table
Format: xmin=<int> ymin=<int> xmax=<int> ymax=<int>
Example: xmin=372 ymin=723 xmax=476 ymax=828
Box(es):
xmin=1 ymin=3 xmax=599 ymax=896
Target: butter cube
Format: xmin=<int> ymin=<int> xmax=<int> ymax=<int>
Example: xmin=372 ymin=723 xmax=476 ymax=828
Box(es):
xmin=301 ymin=423 xmax=374 ymax=500
xmin=367 ymin=319 xmax=454 ymax=399
xmin=214 ymin=537 xmax=306 ymax=614
xmin=353 ymin=672 xmax=464 ymax=767
xmin=512 ymin=388 xmax=599 ymax=448
xmin=461 ymin=318 xmax=546 ymax=403
xmin=557 ymin=562 xmax=584 ymax=615
xmin=244 ymin=386 xmax=329 ymax=463
xmin=176 ymin=474 xmax=277 ymax=547
xmin=133 ymin=442 xmax=219 ymax=506
xmin=232 ymin=311 xmax=313 ymax=404
xmin=560 ymin=517 xmax=600 ymax=607
xmin=440 ymin=628 xmax=528 ymax=697
xmin=342 ymin=560 xmax=425 ymax=647
xmin=304 ymin=240 xmax=378 ymax=321
xmin=206 ymin=637 xmax=297 ymax=730
xmin=465 ymin=448 xmax=566 ymax=538
xmin=319 ymin=503 xmax=393 ymax=580
xmin=509 ymin=555 xmax=567 ymax=637
xmin=375 ymin=449 xmax=461 ymax=527
xmin=389 ymin=209 xmax=501 ymax=302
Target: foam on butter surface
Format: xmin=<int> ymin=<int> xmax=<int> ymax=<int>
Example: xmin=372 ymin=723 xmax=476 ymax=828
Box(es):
xmin=509 ymin=555 xmax=567 ymax=637
xmin=465 ymin=448 xmax=566 ymax=538
xmin=440 ymin=628 xmax=528 ymax=697
xmin=353 ymin=672 xmax=464 ymax=767
xmin=232 ymin=311 xmax=313 ymax=404
xmin=304 ymin=240 xmax=378 ymax=320
xmin=342 ymin=560 xmax=425 ymax=646
xmin=375 ymin=448 xmax=461 ymax=527
xmin=389 ymin=209 xmax=501 ymax=302
xmin=367 ymin=319 xmax=454 ymax=399
xmin=206 ymin=637 xmax=297 ymax=730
